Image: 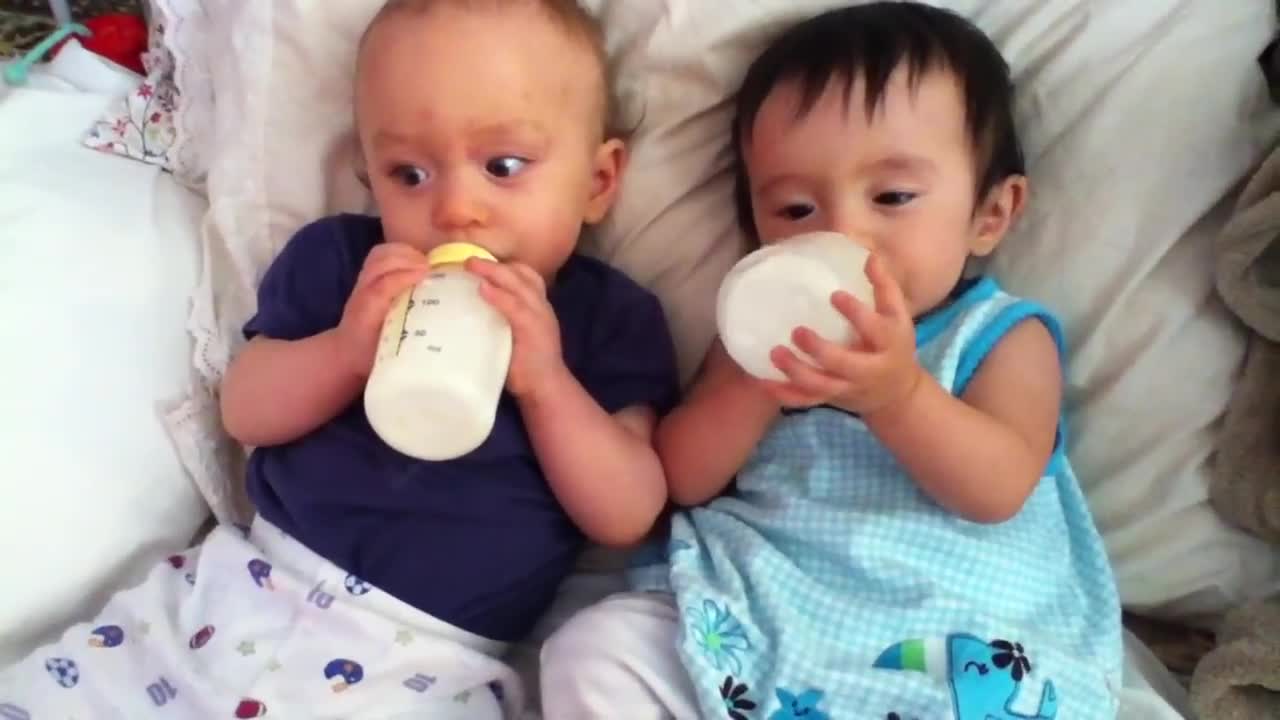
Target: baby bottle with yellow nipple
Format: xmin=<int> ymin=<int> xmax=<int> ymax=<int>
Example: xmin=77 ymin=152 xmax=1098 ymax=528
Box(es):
xmin=364 ymin=242 xmax=513 ymax=461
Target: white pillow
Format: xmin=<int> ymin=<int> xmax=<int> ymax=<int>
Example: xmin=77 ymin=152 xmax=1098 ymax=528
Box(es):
xmin=0 ymin=78 xmax=210 ymax=664
xmin=193 ymin=0 xmax=1280 ymax=616
xmin=988 ymin=3 xmax=1280 ymax=617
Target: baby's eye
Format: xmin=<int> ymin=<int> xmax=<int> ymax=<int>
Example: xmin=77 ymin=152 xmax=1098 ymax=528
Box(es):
xmin=485 ymin=156 xmax=529 ymax=179
xmin=874 ymin=191 xmax=917 ymax=207
xmin=777 ymin=203 xmax=815 ymax=221
xmin=391 ymin=165 xmax=429 ymax=188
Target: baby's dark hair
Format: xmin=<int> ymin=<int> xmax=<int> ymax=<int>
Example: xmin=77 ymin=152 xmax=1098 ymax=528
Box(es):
xmin=731 ymin=2 xmax=1026 ymax=240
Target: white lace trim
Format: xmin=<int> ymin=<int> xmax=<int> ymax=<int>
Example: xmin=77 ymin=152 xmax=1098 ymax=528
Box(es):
xmin=149 ymin=0 xmax=279 ymax=522
xmin=152 ymin=0 xmax=212 ymax=189
xmin=177 ymin=207 xmax=260 ymax=523
xmin=162 ymin=377 xmax=252 ymax=525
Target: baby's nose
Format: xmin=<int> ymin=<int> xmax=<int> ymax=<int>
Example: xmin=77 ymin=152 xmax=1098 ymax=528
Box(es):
xmin=431 ymin=179 xmax=487 ymax=230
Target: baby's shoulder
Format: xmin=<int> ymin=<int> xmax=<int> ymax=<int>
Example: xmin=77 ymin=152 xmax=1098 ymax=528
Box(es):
xmin=254 ymin=215 xmax=384 ymax=299
xmin=280 ymin=213 xmax=382 ymax=262
xmin=553 ymin=255 xmax=678 ymax=406
xmin=553 ymin=254 xmax=666 ymax=328
xmin=920 ymin=278 xmax=1066 ymax=398
xmin=555 ymin=253 xmax=650 ymax=299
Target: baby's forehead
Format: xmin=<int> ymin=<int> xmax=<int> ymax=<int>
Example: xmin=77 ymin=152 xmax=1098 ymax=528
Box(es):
xmin=774 ymin=65 xmax=966 ymax=118
xmin=355 ymin=5 xmax=609 ymax=134
xmin=356 ymin=0 xmax=606 ymax=80
xmin=752 ymin=70 xmax=960 ymax=143
xmin=746 ymin=68 xmax=975 ymax=167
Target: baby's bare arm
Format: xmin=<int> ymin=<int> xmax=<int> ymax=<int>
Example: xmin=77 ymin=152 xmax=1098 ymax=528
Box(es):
xmin=866 ymin=320 xmax=1061 ymax=523
xmin=656 ymin=340 xmax=779 ymax=507
xmin=517 ymin=368 xmax=667 ymax=548
xmin=220 ymin=332 xmax=365 ymax=447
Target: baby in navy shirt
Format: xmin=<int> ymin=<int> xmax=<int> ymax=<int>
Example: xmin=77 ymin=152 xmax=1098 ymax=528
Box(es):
xmin=0 ymin=1 xmax=676 ymax=718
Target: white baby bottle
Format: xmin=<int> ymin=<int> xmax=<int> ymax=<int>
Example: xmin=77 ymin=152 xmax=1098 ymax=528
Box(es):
xmin=364 ymin=242 xmax=512 ymax=461
xmin=716 ymin=231 xmax=874 ymax=381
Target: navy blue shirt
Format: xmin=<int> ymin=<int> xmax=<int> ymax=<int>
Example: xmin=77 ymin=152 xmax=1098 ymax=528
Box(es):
xmin=242 ymin=214 xmax=679 ymax=642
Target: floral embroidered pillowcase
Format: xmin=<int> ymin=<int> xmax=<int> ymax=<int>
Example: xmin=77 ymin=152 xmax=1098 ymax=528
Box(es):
xmin=82 ymin=16 xmax=184 ymax=178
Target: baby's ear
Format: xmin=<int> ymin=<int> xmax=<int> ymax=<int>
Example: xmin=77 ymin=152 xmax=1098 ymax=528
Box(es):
xmin=970 ymin=175 xmax=1028 ymax=257
xmin=583 ymin=138 xmax=627 ymax=224
xmin=351 ymin=135 xmax=371 ymax=191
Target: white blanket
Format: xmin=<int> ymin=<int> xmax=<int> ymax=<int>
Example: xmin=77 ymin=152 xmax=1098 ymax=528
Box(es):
xmin=0 ymin=520 xmax=519 ymax=719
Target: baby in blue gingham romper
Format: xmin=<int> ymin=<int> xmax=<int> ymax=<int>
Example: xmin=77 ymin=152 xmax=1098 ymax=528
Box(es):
xmin=540 ymin=4 xmax=1123 ymax=720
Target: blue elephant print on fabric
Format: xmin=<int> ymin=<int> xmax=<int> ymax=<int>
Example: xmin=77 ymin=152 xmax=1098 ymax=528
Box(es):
xmin=874 ymin=633 xmax=1058 ymax=720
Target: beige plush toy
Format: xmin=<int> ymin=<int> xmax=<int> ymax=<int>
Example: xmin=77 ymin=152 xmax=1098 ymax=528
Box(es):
xmin=1188 ymin=99 xmax=1280 ymax=718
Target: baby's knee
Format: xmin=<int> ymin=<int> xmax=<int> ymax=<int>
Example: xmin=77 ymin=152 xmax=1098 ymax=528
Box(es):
xmin=541 ymin=598 xmax=633 ymax=715
xmin=541 ymin=592 xmax=689 ymax=718
xmin=541 ymin=596 xmax=629 ymax=673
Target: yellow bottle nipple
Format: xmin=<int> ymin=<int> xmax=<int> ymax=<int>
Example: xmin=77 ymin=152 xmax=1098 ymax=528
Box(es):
xmin=426 ymin=242 xmax=497 ymax=267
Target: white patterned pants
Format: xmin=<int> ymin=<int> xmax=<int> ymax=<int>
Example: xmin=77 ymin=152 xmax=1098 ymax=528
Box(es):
xmin=540 ymin=591 xmax=696 ymax=720
xmin=0 ymin=519 xmax=519 ymax=719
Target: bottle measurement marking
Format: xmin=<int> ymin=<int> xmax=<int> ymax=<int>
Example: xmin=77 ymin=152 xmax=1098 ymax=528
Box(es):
xmin=393 ymin=294 xmax=413 ymax=357
xmin=393 ymin=288 xmax=445 ymax=357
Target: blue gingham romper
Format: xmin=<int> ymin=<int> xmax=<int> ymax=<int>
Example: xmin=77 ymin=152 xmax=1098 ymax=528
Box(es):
xmin=629 ymin=277 xmax=1123 ymax=720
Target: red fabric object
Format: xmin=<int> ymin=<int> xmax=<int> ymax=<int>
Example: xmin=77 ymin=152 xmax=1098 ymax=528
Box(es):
xmin=55 ymin=14 xmax=149 ymax=75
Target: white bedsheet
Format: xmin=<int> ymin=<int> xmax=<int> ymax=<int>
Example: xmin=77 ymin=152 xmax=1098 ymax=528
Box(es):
xmin=510 ymin=569 xmax=1195 ymax=719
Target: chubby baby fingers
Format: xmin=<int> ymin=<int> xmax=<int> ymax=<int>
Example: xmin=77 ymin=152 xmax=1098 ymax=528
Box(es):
xmin=830 ymin=291 xmax=894 ymax=351
xmin=371 ymin=265 xmax=428 ymax=300
xmin=477 ymin=277 xmax=553 ymax=336
xmin=354 ymin=245 xmax=429 ymax=293
xmin=770 ymin=345 xmax=848 ymax=400
xmin=790 ymin=325 xmax=871 ymax=381
xmin=466 ymin=258 xmax=546 ymax=308
xmin=507 ymin=262 xmax=547 ymax=292
xmin=348 ymin=268 xmax=424 ymax=324
xmin=366 ymin=241 xmax=432 ymax=272
xmin=863 ymin=254 xmax=911 ymax=319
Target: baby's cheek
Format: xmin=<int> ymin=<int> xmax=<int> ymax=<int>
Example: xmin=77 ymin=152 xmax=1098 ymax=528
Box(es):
xmin=526 ymin=213 xmax=584 ymax=269
xmin=378 ymin=205 xmax=429 ymax=247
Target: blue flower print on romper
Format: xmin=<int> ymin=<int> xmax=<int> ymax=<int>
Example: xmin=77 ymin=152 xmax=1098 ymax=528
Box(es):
xmin=686 ymin=599 xmax=753 ymax=675
xmin=719 ymin=677 xmax=758 ymax=720
xmin=770 ymin=688 xmax=829 ymax=720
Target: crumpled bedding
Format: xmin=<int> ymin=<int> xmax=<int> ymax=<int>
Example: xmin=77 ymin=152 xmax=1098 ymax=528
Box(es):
xmin=1188 ymin=38 xmax=1280 ymax=717
xmin=1207 ymin=128 xmax=1280 ymax=546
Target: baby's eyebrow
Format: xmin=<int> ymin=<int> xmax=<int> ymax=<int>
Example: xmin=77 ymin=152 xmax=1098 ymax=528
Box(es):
xmin=370 ymin=122 xmax=551 ymax=151
xmin=467 ymin=121 xmax=551 ymax=147
xmin=755 ymin=173 xmax=807 ymax=197
xmin=868 ymin=154 xmax=938 ymax=177
xmin=372 ymin=129 xmax=418 ymax=148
